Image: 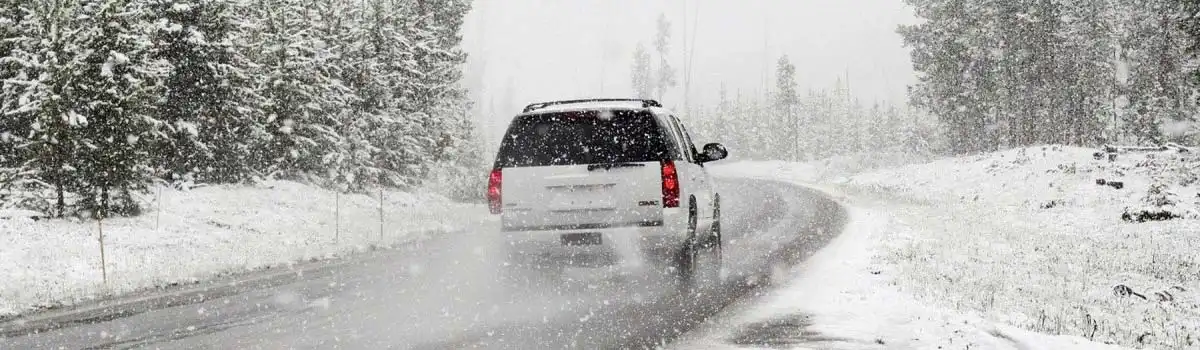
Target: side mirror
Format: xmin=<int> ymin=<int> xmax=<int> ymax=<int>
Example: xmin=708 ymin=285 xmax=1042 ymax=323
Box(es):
xmin=698 ymin=143 xmax=728 ymax=163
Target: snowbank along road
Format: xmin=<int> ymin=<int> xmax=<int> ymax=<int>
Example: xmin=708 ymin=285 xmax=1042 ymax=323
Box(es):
xmin=0 ymin=177 xmax=846 ymax=349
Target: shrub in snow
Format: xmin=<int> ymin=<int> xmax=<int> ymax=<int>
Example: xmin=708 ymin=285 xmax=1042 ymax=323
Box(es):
xmin=1115 ymin=149 xmax=1200 ymax=222
xmin=1095 ymin=178 xmax=1125 ymax=189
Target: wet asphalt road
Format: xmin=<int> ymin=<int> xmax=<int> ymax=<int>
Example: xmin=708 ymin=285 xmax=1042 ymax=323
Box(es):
xmin=0 ymin=177 xmax=846 ymax=349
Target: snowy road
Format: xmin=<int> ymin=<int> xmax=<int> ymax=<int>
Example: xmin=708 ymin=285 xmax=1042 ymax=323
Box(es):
xmin=1 ymin=178 xmax=846 ymax=349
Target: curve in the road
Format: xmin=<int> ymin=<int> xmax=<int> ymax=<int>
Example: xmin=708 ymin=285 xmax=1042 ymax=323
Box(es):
xmin=0 ymin=177 xmax=847 ymax=350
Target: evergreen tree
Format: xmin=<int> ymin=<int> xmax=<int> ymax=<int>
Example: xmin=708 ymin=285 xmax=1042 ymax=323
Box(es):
xmin=376 ymin=0 xmax=454 ymax=188
xmin=0 ymin=0 xmax=39 ymax=210
xmin=248 ymin=0 xmax=353 ymax=180
xmin=652 ymin=13 xmax=676 ymax=100
xmin=0 ymin=1 xmax=28 ymax=170
xmin=900 ymin=0 xmax=988 ymax=153
xmin=5 ymin=0 xmax=90 ymax=216
xmin=149 ymin=0 xmax=265 ymax=184
xmin=631 ymin=43 xmax=653 ymax=99
xmin=1058 ymin=0 xmax=1116 ymax=145
xmin=407 ymin=0 xmax=472 ymax=167
xmin=902 ymin=0 xmax=1196 ymax=151
xmin=0 ymin=0 xmax=481 ymax=213
xmin=72 ymin=0 xmax=169 ymax=216
xmin=773 ymin=55 xmax=801 ymax=160
xmin=864 ymin=102 xmax=888 ymax=151
xmin=332 ymin=0 xmax=390 ymax=190
xmin=1123 ymin=0 xmax=1188 ymax=144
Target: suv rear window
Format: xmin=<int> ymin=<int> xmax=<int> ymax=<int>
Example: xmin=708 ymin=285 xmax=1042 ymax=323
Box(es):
xmin=494 ymin=110 xmax=674 ymax=168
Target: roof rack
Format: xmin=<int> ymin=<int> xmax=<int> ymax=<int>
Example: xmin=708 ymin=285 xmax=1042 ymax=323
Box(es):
xmin=521 ymin=98 xmax=662 ymax=113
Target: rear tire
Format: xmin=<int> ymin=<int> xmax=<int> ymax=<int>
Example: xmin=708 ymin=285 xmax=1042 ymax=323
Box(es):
xmin=674 ymin=197 xmax=722 ymax=294
xmin=708 ymin=194 xmax=723 ymax=282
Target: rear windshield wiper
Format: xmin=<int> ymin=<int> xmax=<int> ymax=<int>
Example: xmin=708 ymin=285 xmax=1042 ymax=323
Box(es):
xmin=587 ymin=162 xmax=646 ymax=171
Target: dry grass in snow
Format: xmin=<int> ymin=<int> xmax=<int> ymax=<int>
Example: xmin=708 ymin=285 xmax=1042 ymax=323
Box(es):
xmin=844 ymin=145 xmax=1200 ymax=348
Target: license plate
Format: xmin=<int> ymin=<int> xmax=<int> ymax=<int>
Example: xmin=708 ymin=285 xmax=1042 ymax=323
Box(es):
xmin=560 ymin=232 xmax=602 ymax=246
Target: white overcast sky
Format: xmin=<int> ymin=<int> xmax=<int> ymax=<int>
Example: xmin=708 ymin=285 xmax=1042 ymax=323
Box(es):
xmin=461 ymin=0 xmax=918 ymax=144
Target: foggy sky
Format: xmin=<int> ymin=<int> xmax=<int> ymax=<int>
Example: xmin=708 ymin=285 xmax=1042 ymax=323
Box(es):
xmin=461 ymin=0 xmax=917 ymax=146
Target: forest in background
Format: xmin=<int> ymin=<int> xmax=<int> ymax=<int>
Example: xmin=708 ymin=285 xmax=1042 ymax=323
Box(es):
xmin=9 ymin=0 xmax=1200 ymax=217
xmin=900 ymin=0 xmax=1200 ymax=153
xmin=0 ymin=0 xmax=479 ymax=217
xmin=630 ymin=13 xmax=939 ymax=162
xmin=632 ymin=1 xmax=1200 ymax=159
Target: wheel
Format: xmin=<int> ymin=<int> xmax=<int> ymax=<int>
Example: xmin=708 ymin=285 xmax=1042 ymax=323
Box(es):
xmin=699 ymin=194 xmax=722 ymax=289
xmin=707 ymin=194 xmax=723 ymax=281
xmin=711 ymin=193 xmax=722 ymax=249
xmin=674 ymin=197 xmax=722 ymax=294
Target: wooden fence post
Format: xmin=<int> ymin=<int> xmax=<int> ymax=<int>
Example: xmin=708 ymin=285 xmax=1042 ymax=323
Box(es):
xmin=98 ymin=217 xmax=107 ymax=285
xmin=378 ymin=188 xmax=384 ymax=241
xmin=155 ymin=185 xmax=162 ymax=231
xmin=335 ymin=191 xmax=340 ymax=244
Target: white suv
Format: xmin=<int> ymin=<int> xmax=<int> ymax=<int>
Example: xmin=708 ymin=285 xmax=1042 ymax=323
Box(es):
xmin=488 ymin=98 xmax=728 ymax=286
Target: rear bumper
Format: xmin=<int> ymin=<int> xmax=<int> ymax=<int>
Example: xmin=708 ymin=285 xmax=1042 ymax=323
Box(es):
xmin=501 ymin=209 xmax=687 ymax=267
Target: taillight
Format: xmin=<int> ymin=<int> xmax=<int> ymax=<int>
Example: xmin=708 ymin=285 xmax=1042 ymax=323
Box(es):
xmin=488 ymin=168 xmax=503 ymax=214
xmin=661 ymin=160 xmax=679 ymax=208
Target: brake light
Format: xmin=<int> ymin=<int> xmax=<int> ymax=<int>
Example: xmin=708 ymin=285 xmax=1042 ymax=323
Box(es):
xmin=488 ymin=168 xmax=502 ymax=214
xmin=661 ymin=160 xmax=679 ymax=208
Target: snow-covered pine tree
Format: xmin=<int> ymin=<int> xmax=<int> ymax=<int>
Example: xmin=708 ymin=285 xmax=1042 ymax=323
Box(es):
xmin=1024 ymin=0 xmax=1070 ymax=145
xmin=992 ymin=0 xmax=1038 ymax=148
xmin=744 ymin=95 xmax=776 ymax=160
xmin=296 ymin=0 xmax=376 ymax=191
xmin=652 ymin=13 xmax=676 ymax=100
xmin=830 ymin=77 xmax=855 ymax=153
xmin=300 ymin=1 xmax=356 ymax=184
xmin=717 ymin=83 xmax=732 ymax=117
xmin=900 ymin=0 xmax=988 ymax=154
xmin=726 ymin=92 xmax=754 ymax=159
xmin=631 ymin=43 xmax=653 ymax=99
xmin=864 ymin=102 xmax=888 ymax=152
xmin=852 ymin=99 xmax=869 ymax=152
xmin=329 ymin=0 xmax=389 ymax=191
xmin=4 ymin=0 xmax=90 ymax=216
xmin=902 ymin=0 xmax=1115 ymax=152
xmin=0 ymin=0 xmax=28 ymax=169
xmin=247 ymin=0 xmax=352 ymax=181
xmin=71 ymin=0 xmax=169 ymax=217
xmin=1121 ymin=0 xmax=1190 ymax=145
xmin=149 ymin=0 xmax=266 ymax=184
xmin=773 ymin=55 xmax=801 ymax=161
xmin=1177 ymin=0 xmax=1200 ymax=144
xmin=724 ymin=90 xmax=755 ymax=159
xmin=353 ymin=0 xmax=426 ymax=189
xmin=0 ymin=0 xmax=37 ymax=210
xmin=1057 ymin=0 xmax=1117 ymax=146
xmin=807 ymin=88 xmax=836 ymax=159
xmin=408 ymin=0 xmax=472 ymax=166
xmin=376 ymin=0 xmax=460 ymax=188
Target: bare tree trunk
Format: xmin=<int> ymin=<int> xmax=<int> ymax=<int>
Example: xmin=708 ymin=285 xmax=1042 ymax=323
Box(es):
xmin=56 ymin=183 xmax=65 ymax=218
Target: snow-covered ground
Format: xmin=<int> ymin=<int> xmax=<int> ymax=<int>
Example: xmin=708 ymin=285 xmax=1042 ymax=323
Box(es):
xmin=673 ymin=201 xmax=1127 ymax=350
xmin=0 ymin=180 xmax=483 ymax=318
xmin=684 ymin=146 xmax=1198 ymax=349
